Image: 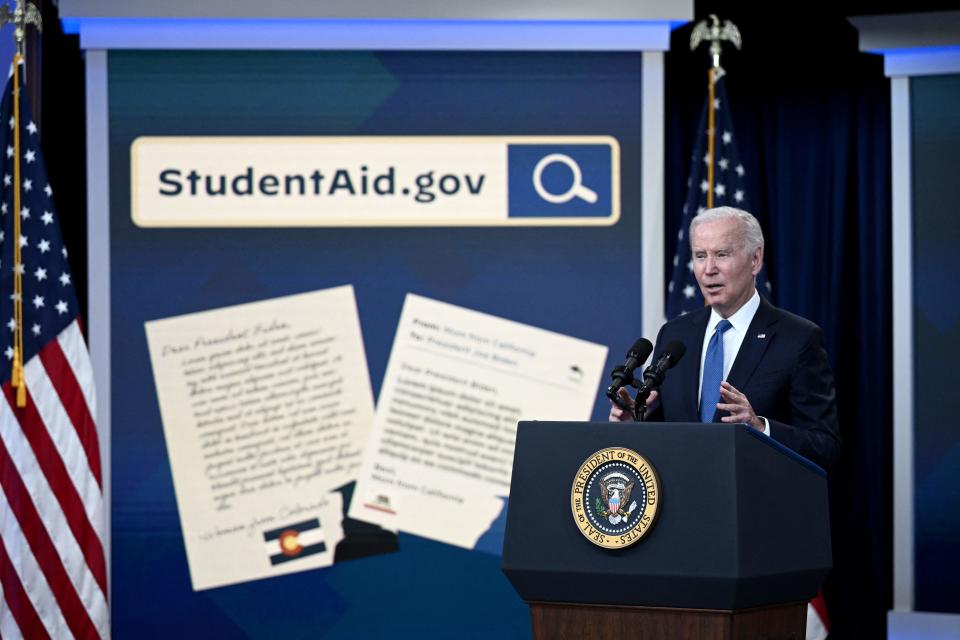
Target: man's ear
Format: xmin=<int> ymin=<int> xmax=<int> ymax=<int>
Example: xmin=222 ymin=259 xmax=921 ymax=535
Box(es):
xmin=751 ymin=246 xmax=763 ymax=276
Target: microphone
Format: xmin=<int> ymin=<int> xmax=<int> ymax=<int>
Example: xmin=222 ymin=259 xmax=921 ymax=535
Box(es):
xmin=605 ymin=338 xmax=653 ymax=404
xmin=637 ymin=340 xmax=687 ymax=397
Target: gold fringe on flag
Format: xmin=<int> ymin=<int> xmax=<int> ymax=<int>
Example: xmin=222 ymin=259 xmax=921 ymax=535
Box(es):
xmin=1 ymin=1 xmax=44 ymax=407
xmin=12 ymin=52 xmax=25 ymax=406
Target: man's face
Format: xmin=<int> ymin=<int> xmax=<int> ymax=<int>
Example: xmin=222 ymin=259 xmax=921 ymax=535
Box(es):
xmin=690 ymin=217 xmax=762 ymax=318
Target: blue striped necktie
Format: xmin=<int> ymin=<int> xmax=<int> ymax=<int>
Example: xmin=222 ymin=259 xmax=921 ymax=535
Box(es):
xmin=699 ymin=319 xmax=732 ymax=422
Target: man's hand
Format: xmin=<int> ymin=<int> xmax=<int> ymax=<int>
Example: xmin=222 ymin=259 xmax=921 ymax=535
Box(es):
xmin=608 ymin=388 xmax=634 ymax=421
xmin=608 ymin=388 xmax=658 ymax=422
xmin=716 ymin=381 xmax=764 ymax=430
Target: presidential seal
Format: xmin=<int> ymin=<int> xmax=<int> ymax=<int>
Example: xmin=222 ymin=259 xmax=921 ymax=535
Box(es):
xmin=570 ymin=447 xmax=661 ymax=549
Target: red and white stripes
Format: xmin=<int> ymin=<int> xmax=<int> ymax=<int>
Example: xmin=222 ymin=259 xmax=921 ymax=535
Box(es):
xmin=0 ymin=319 xmax=109 ymax=639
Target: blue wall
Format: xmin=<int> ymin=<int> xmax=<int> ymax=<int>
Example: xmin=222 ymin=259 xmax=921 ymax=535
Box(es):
xmin=911 ymin=73 xmax=960 ymax=615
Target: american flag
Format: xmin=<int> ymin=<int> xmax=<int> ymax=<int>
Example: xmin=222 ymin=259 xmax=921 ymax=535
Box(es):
xmin=666 ymin=71 xmax=771 ymax=319
xmin=0 ymin=66 xmax=109 ymax=638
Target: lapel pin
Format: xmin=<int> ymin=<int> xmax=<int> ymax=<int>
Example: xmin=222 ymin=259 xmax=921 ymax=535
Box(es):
xmin=757 ymin=333 xmax=766 ymax=339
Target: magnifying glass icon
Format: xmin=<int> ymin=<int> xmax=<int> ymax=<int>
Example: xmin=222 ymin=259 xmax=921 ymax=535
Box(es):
xmin=532 ymin=153 xmax=598 ymax=204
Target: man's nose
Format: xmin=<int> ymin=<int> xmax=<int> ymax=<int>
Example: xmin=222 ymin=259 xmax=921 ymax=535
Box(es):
xmin=704 ymin=256 xmax=718 ymax=273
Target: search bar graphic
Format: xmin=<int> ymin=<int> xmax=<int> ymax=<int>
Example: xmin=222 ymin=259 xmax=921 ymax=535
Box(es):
xmin=132 ymin=135 xmax=619 ymax=227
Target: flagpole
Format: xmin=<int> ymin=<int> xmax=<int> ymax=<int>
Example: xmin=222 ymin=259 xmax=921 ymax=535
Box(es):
xmin=690 ymin=14 xmax=741 ymax=212
xmin=1 ymin=0 xmax=43 ymax=406
xmin=707 ymin=68 xmax=716 ymax=209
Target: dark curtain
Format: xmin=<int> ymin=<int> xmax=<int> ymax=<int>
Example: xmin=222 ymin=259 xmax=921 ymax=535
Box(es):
xmin=36 ymin=1 xmax=88 ymax=327
xmin=665 ymin=8 xmax=892 ymax=638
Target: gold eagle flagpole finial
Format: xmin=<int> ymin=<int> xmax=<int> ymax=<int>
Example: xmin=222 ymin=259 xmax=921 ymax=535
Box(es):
xmin=0 ymin=0 xmax=42 ymax=57
xmin=0 ymin=0 xmax=42 ymax=407
xmin=689 ymin=14 xmax=740 ymax=71
xmin=689 ymin=14 xmax=741 ymax=210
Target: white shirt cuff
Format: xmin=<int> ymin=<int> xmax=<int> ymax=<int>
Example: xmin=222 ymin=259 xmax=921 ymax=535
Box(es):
xmin=759 ymin=416 xmax=770 ymax=436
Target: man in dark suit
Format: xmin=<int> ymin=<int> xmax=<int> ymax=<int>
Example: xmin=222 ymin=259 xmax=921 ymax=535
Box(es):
xmin=610 ymin=206 xmax=841 ymax=471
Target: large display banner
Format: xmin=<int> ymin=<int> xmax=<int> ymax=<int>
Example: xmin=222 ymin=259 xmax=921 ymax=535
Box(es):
xmin=107 ymin=50 xmax=646 ymax=638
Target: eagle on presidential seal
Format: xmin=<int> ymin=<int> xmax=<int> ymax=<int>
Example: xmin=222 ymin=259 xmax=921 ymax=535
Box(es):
xmin=594 ymin=472 xmax=639 ymax=525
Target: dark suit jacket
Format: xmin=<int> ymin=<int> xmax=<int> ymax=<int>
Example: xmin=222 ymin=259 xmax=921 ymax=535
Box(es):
xmin=646 ymin=297 xmax=841 ymax=471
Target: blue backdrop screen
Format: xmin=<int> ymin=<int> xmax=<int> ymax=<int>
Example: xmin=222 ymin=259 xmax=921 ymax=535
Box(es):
xmin=108 ymin=50 xmax=645 ymax=637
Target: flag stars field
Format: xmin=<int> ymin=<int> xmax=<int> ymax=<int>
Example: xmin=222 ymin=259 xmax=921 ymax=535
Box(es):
xmin=666 ymin=72 xmax=771 ymax=318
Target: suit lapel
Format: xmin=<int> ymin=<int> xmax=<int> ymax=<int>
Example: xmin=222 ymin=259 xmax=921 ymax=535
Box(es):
xmin=725 ymin=297 xmax=778 ymax=395
xmin=680 ymin=309 xmax=710 ymax=421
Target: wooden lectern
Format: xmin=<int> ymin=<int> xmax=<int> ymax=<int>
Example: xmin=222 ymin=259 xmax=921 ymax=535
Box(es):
xmin=501 ymin=421 xmax=831 ymax=640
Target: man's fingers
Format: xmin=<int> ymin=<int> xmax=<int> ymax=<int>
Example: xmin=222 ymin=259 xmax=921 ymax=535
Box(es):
xmin=715 ymin=402 xmax=742 ymax=412
xmin=718 ymin=386 xmax=742 ymax=400
xmin=609 ymin=393 xmax=633 ymax=421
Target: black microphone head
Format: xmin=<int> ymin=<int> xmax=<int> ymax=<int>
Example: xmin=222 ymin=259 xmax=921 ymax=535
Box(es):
xmin=627 ymin=338 xmax=654 ymax=361
xmin=662 ymin=340 xmax=686 ymax=367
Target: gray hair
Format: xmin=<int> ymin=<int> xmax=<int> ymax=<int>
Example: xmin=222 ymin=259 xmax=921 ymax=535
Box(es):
xmin=689 ymin=206 xmax=765 ymax=253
